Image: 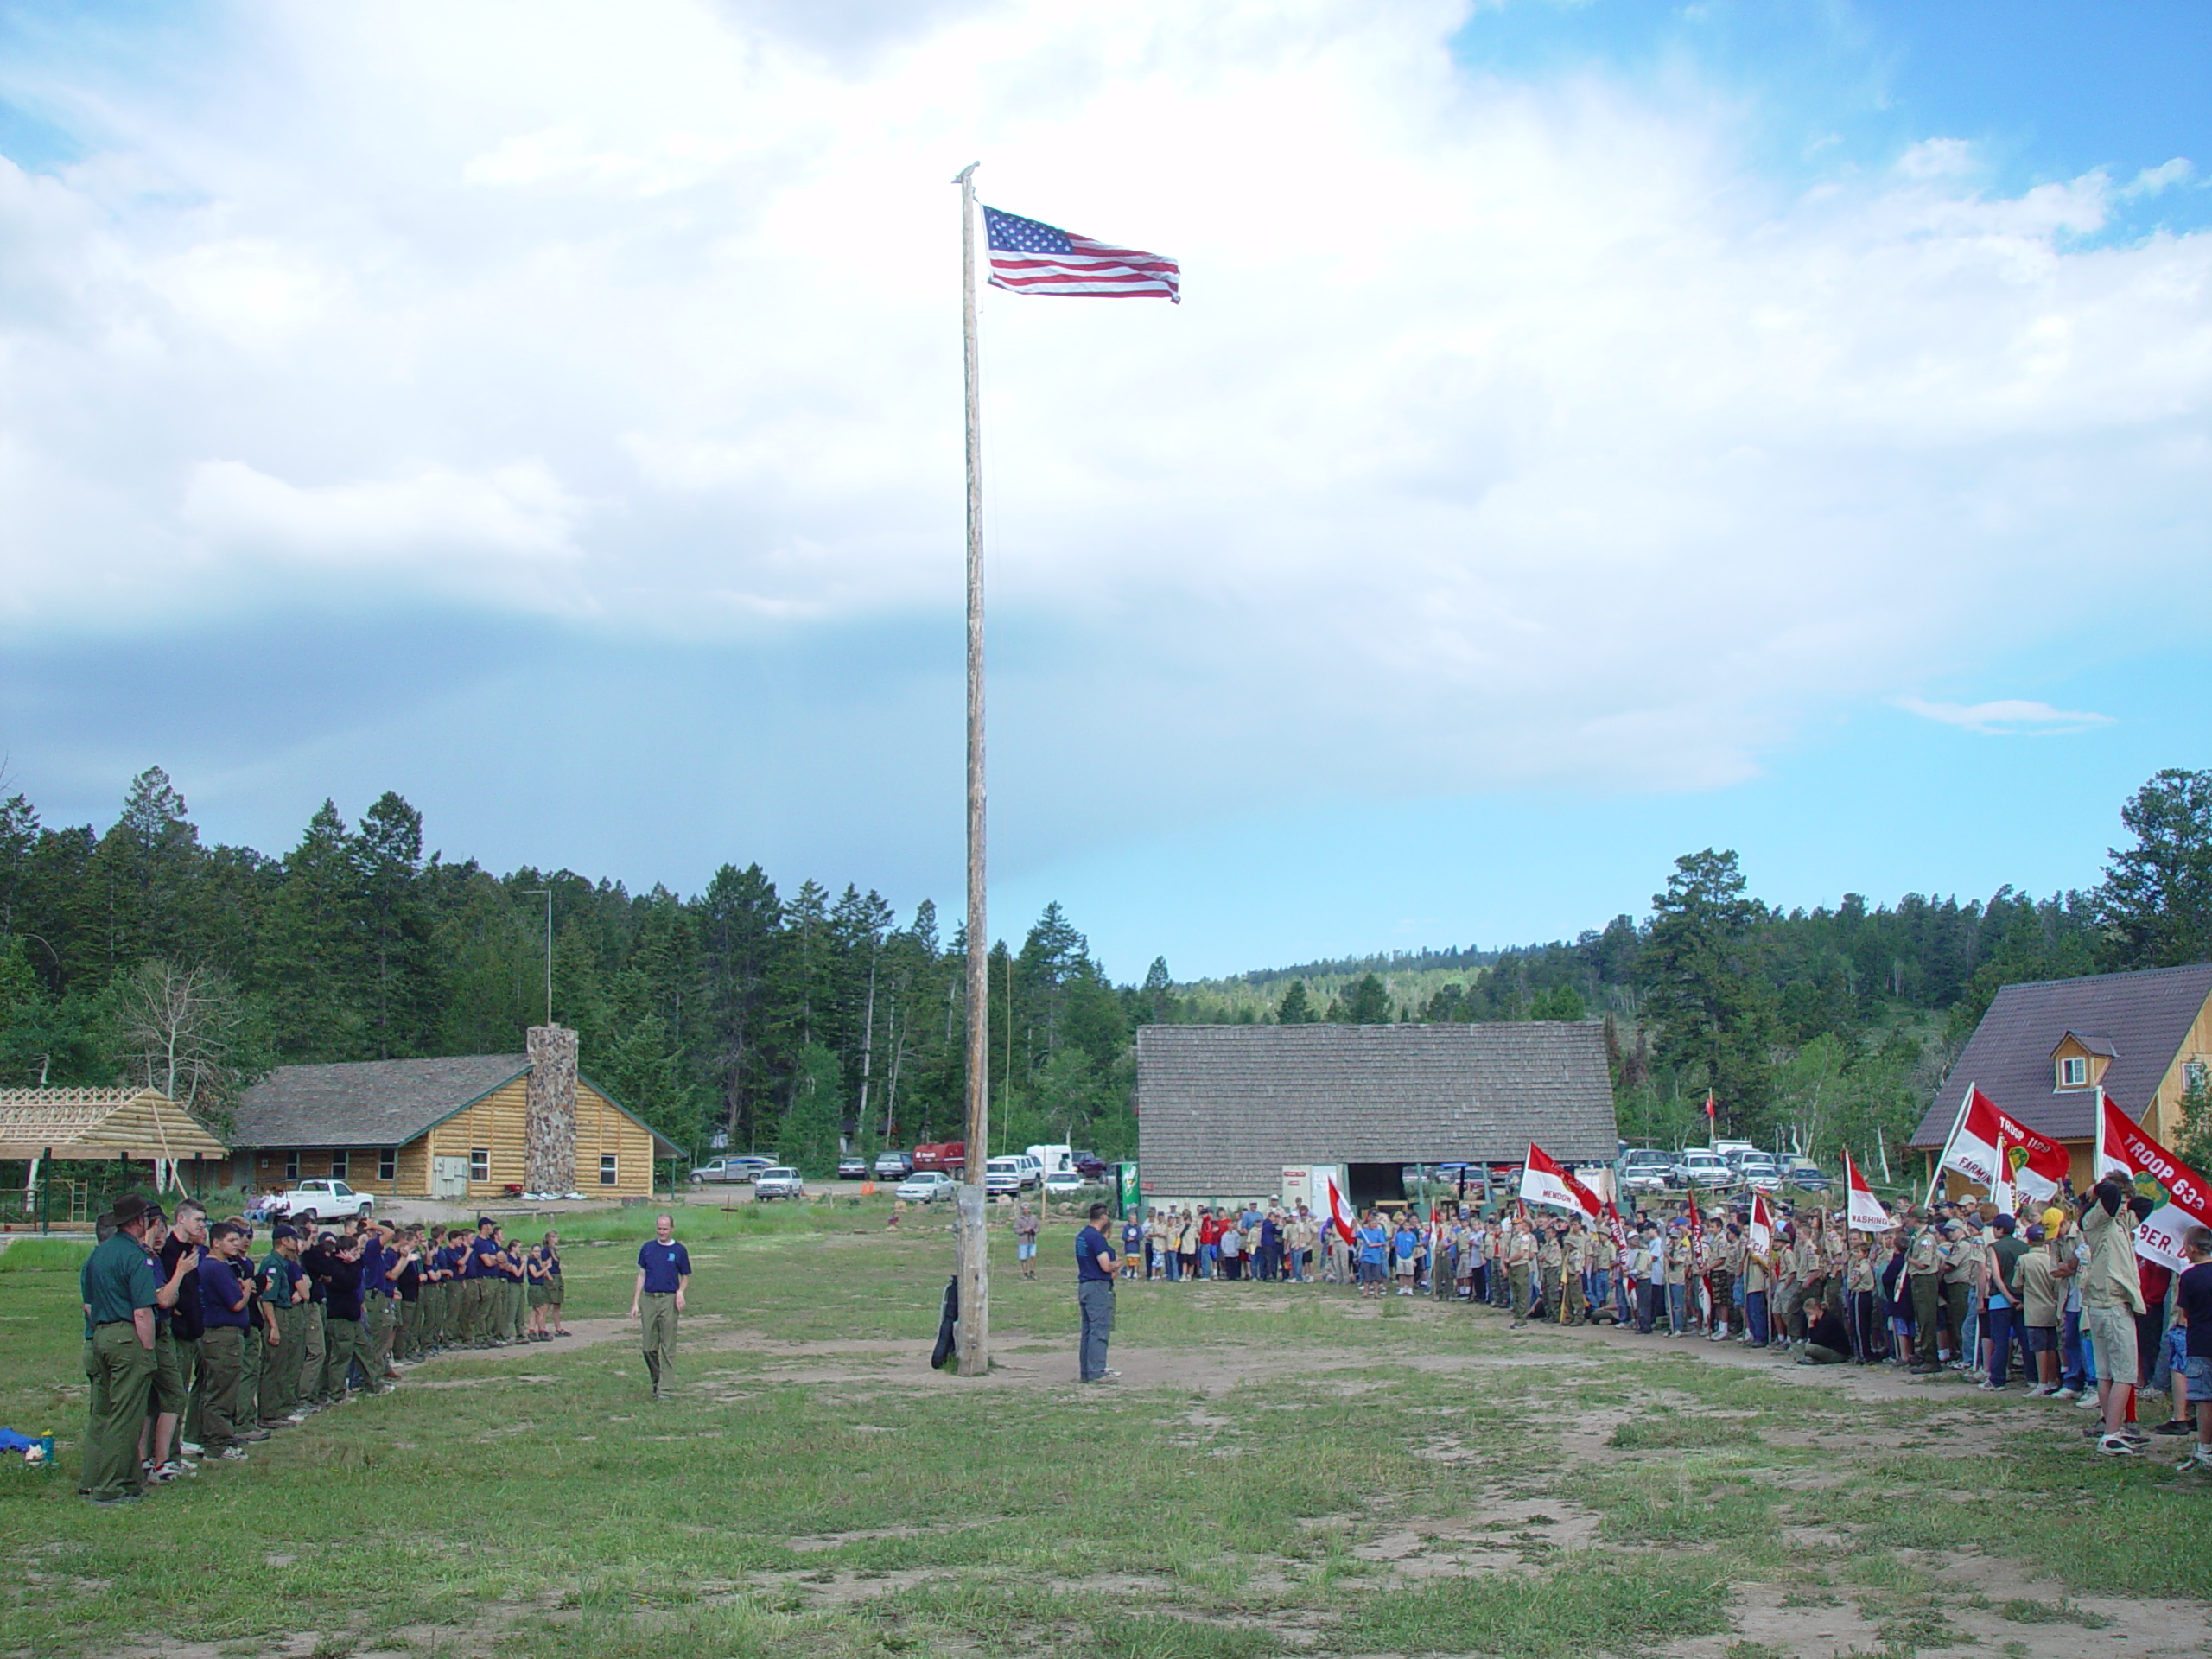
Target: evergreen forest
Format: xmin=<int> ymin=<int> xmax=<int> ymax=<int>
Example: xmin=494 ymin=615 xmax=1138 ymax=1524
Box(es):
xmin=1 ymin=765 xmax=2206 ymax=1179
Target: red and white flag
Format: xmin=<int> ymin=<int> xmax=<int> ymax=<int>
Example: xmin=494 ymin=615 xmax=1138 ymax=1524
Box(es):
xmin=2094 ymin=1090 xmax=2212 ymax=1273
xmin=1603 ymin=1199 xmax=1630 ymax=1258
xmin=984 ymin=207 xmax=1180 ymax=302
xmin=1936 ymin=1084 xmax=2069 ymax=1201
xmin=1319 ymin=1169 xmax=1357 ymax=1246
xmin=1843 ymin=1149 xmax=1890 ymax=1232
xmin=1520 ymin=1141 xmax=1601 ymax=1218
xmin=1748 ymin=1190 xmax=1776 ymax=1259
xmin=1703 ymin=1090 xmax=1718 ymax=1125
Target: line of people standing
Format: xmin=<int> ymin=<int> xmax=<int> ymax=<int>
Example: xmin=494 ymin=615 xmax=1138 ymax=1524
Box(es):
xmin=75 ymin=1193 xmax=565 ymax=1504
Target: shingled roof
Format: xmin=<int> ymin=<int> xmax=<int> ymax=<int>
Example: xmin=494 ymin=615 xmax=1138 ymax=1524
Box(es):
xmin=1136 ymin=1022 xmax=1618 ymax=1196
xmin=1908 ymin=963 xmax=2212 ymax=1148
xmin=229 ymin=1055 xmax=531 ymax=1149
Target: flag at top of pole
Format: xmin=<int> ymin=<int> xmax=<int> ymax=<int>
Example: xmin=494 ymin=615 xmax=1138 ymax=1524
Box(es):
xmin=983 ymin=207 xmax=1180 ymax=301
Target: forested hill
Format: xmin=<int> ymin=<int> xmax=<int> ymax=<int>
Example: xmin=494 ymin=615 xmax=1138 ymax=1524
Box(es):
xmin=1 ymin=766 xmax=2205 ymax=1176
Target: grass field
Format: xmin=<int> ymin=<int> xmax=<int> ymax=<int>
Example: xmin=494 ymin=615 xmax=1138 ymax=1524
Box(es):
xmin=2 ymin=1200 xmax=2207 ymax=1659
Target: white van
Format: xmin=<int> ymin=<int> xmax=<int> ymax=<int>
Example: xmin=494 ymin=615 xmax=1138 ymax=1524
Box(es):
xmin=1024 ymin=1144 xmax=1074 ymax=1178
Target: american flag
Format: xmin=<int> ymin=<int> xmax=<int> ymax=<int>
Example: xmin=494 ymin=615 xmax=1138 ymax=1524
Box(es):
xmin=983 ymin=206 xmax=1179 ymax=302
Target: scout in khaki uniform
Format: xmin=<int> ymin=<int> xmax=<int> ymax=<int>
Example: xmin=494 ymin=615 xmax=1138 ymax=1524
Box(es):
xmin=1704 ymin=1214 xmax=1733 ymax=1340
xmin=1904 ymin=1210 xmax=1944 ymax=1371
xmin=1940 ymin=1219 xmax=1980 ymax=1370
xmin=1560 ymin=1223 xmax=1589 ymax=1324
xmin=1536 ymin=1224 xmax=1564 ymax=1322
xmin=79 ymin=1195 xmax=161 ymax=1503
xmin=1505 ymin=1220 xmax=1536 ymax=1327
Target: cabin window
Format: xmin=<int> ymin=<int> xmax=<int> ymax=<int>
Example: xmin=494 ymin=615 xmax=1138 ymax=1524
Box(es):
xmin=2187 ymin=1059 xmax=2209 ymax=1093
xmin=600 ymin=1154 xmax=619 ymax=1185
xmin=378 ymin=1147 xmax=397 ymax=1181
xmin=284 ymin=1152 xmax=299 ymax=1182
xmin=328 ymin=1150 xmax=348 ymax=1180
xmin=2058 ymin=1056 xmax=2088 ymax=1088
xmin=470 ymin=1148 xmax=491 ymax=1182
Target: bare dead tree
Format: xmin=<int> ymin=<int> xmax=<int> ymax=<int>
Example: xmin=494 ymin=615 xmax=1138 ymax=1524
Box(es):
xmin=110 ymin=958 xmax=249 ymax=1123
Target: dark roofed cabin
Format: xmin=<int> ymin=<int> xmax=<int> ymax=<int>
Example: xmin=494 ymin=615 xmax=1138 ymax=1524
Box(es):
xmin=1135 ymin=1021 xmax=1618 ymax=1205
xmin=1907 ymin=963 xmax=2212 ymax=1196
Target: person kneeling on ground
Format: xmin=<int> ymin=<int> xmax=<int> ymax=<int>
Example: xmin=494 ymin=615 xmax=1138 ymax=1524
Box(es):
xmin=1794 ymin=1302 xmax=1853 ymax=1365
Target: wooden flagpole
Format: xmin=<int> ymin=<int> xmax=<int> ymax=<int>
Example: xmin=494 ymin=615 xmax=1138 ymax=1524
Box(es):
xmin=1922 ymin=1080 xmax=1974 ymax=1209
xmin=953 ymin=161 xmax=991 ymax=1376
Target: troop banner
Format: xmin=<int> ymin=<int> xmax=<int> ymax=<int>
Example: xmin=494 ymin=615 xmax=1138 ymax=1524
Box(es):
xmin=2094 ymin=1092 xmax=2211 ymax=1273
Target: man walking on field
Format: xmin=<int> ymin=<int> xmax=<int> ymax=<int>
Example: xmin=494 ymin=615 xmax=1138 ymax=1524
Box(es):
xmin=630 ymin=1212 xmax=691 ymax=1402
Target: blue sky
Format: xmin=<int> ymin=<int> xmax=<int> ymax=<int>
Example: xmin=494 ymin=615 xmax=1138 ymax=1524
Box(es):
xmin=2 ymin=0 xmax=2207 ymax=982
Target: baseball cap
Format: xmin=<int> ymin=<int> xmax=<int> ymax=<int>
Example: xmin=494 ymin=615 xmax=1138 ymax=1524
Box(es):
xmin=272 ymin=1224 xmax=300 ymax=1242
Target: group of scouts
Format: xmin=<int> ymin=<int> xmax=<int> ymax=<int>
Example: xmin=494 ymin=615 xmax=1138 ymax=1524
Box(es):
xmin=74 ymin=1192 xmax=567 ymax=1504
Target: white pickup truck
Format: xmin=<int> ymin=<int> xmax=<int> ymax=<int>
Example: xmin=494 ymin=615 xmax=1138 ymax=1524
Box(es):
xmin=264 ymin=1179 xmax=374 ymax=1224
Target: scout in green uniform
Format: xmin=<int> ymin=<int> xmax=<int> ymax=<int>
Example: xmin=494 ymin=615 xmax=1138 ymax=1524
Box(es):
xmin=1940 ymin=1219 xmax=1980 ymax=1370
xmin=257 ymin=1226 xmax=307 ymax=1427
xmin=79 ymin=1194 xmax=161 ymax=1503
xmin=1561 ymin=1222 xmax=1589 ymax=1324
xmin=1536 ymin=1224 xmax=1565 ymax=1323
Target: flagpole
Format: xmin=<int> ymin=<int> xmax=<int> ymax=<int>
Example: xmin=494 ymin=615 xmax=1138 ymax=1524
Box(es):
xmin=1922 ymin=1080 xmax=1973 ymax=1210
xmin=953 ymin=160 xmax=991 ymax=1376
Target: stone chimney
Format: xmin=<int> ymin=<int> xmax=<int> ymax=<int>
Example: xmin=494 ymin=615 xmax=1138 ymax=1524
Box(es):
xmin=524 ymin=1025 xmax=579 ymax=1195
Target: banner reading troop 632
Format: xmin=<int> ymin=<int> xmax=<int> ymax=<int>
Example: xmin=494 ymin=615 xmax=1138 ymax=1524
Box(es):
xmin=2094 ymin=1093 xmax=2212 ymax=1273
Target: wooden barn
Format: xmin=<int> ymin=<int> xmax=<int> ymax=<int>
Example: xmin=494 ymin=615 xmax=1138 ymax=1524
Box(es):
xmin=227 ymin=1026 xmax=678 ymax=1203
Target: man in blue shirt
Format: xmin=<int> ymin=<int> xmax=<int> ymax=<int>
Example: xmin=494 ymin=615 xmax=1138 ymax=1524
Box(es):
xmin=194 ymin=1222 xmax=268 ymax=1459
xmin=629 ymin=1213 xmax=692 ymax=1401
xmin=1075 ymin=1202 xmax=1118 ymax=1382
xmin=464 ymin=1217 xmax=505 ymax=1347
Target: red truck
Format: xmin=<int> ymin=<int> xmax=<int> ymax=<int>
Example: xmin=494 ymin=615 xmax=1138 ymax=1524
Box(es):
xmin=912 ymin=1141 xmax=966 ymax=1174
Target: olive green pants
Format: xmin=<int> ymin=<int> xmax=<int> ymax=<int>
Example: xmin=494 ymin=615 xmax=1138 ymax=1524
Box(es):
xmin=297 ymin=1304 xmax=328 ymax=1402
xmin=1508 ymin=1263 xmax=1531 ymax=1319
xmin=321 ymin=1315 xmax=378 ymax=1400
xmin=259 ymin=1304 xmax=305 ymax=1423
xmin=1910 ymin=1274 xmax=1942 ymax=1366
xmin=640 ymin=1293 xmax=679 ymax=1393
xmin=82 ymin=1323 xmax=156 ymax=1501
xmin=197 ymin=1325 xmax=248 ymax=1452
xmin=365 ymin=1294 xmax=397 ymax=1375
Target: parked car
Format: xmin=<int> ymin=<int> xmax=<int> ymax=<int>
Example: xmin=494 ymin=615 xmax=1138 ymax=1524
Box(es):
xmin=690 ymin=1155 xmax=773 ymax=1184
xmin=753 ymin=1166 xmax=806 ymax=1200
xmin=1014 ymin=1154 xmax=1043 ymax=1191
xmin=1783 ymin=1156 xmax=1831 ymax=1192
xmin=1618 ymin=1149 xmax=1674 ymax=1195
xmin=836 ymin=1154 xmax=871 ymax=1180
xmin=1041 ymin=1169 xmax=1087 ymax=1195
xmin=1672 ymin=1148 xmax=1739 ymax=1189
xmin=1735 ymin=1152 xmax=1783 ymax=1191
xmin=264 ymin=1179 xmax=373 ymax=1224
xmin=874 ymin=1149 xmax=916 ymax=1179
xmin=1071 ymin=1149 xmax=1109 ymax=1179
xmin=983 ymin=1156 xmax=1025 ymax=1198
xmin=895 ymin=1170 xmax=959 ymax=1203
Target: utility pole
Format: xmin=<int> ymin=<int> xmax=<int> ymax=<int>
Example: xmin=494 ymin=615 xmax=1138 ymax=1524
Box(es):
xmin=953 ymin=161 xmax=991 ymax=1376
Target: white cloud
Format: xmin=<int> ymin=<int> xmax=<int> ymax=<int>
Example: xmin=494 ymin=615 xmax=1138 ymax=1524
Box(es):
xmin=1892 ymin=697 xmax=2115 ymax=736
xmin=0 ymin=0 xmax=2204 ymax=825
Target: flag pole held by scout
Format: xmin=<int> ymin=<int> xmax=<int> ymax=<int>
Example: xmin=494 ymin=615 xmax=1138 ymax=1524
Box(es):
xmin=948 ymin=166 xmax=1180 ymax=1376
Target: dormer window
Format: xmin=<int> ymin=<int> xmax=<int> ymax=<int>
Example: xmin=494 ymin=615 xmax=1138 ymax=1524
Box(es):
xmin=2057 ymin=1056 xmax=2088 ymax=1089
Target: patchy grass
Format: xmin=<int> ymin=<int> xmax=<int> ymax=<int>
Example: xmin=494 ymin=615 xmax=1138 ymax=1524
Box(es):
xmin=3 ymin=1208 xmax=2206 ymax=1658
